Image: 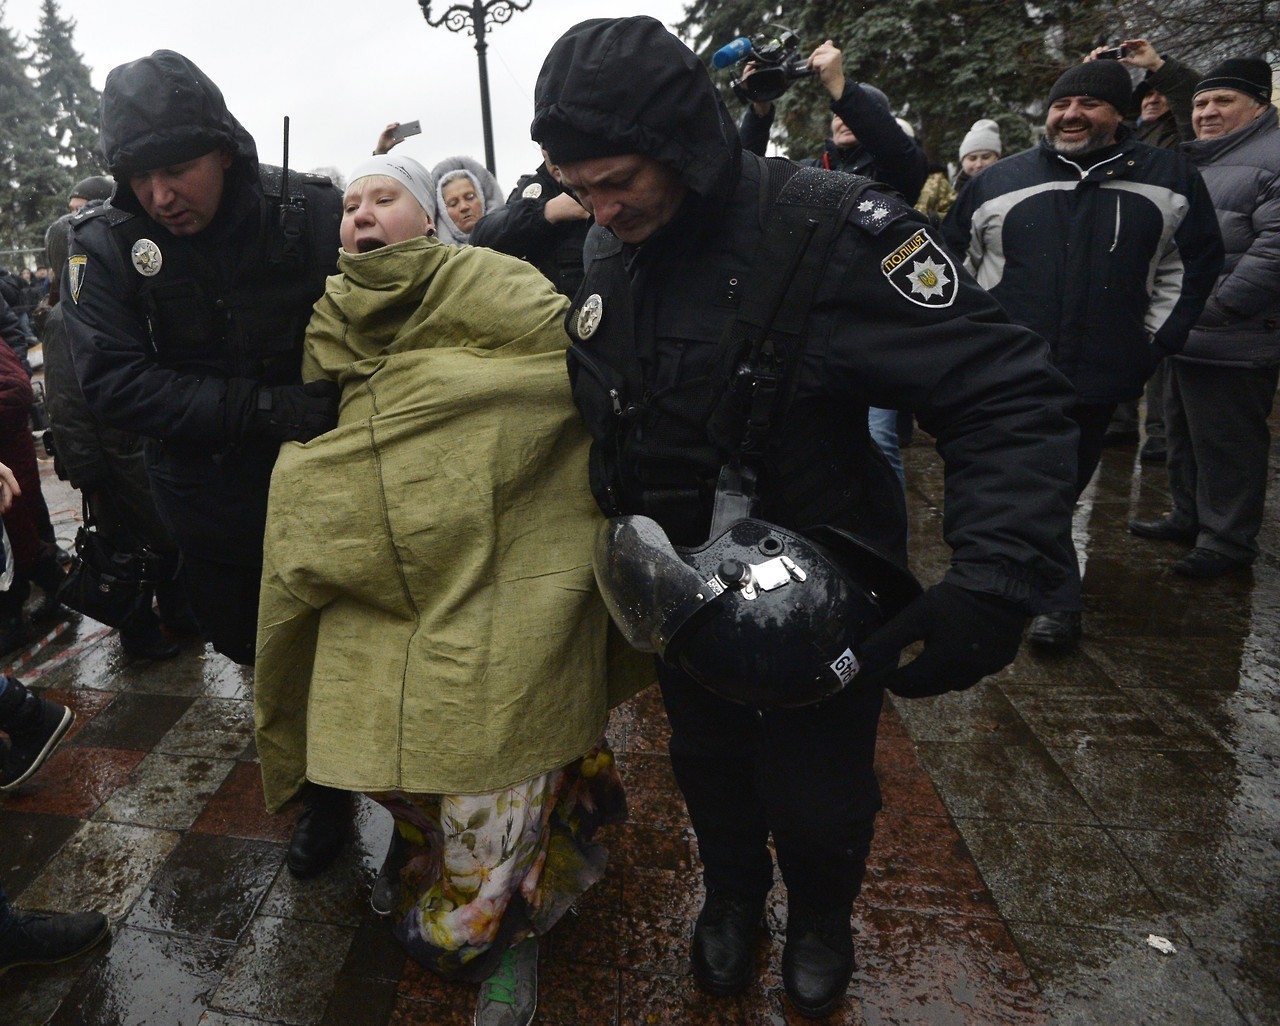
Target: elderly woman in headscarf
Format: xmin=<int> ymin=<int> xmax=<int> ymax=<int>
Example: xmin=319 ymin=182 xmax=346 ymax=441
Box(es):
xmin=254 ymin=153 xmax=648 ymax=1026
xmin=430 ymin=155 xmax=505 ymax=245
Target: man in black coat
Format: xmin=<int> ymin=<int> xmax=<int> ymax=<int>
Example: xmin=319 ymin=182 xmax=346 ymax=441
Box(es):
xmin=61 ymin=50 xmax=350 ymax=879
xmin=532 ymin=16 xmax=1079 ymax=1019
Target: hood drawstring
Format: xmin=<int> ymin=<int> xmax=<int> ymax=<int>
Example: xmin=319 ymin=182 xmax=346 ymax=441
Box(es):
xmin=1109 ymin=195 xmax=1121 ymax=253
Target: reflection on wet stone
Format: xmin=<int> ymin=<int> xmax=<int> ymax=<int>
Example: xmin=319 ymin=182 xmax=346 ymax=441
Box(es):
xmin=5 ymin=408 xmax=1276 ymax=1023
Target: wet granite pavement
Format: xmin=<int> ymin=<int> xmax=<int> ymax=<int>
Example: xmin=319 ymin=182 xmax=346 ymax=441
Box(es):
xmin=1 ymin=402 xmax=1276 ymax=1025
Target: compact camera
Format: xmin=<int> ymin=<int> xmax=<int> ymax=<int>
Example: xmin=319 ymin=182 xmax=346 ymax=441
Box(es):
xmin=1096 ymin=44 xmax=1131 ymax=60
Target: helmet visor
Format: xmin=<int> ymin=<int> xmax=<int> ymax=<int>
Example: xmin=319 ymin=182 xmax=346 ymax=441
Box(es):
xmin=592 ymin=516 xmax=718 ymax=656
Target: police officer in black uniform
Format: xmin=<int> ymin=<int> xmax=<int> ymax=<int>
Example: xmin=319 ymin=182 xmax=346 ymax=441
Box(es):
xmin=61 ymin=50 xmax=349 ymax=879
xmin=470 ymin=148 xmax=592 ymax=297
xmin=532 ymin=17 xmax=1081 ymax=1019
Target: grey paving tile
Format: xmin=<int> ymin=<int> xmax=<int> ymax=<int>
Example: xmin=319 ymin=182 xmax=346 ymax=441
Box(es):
xmin=888 ymin=684 xmax=1036 ymax=744
xmin=18 ymin=820 xmax=180 ymax=921
xmin=48 ymin=925 xmax=234 ymax=1026
xmin=952 ymin=819 xmax=1169 ymax=930
xmin=1051 ymin=747 xmax=1236 ymax=832
xmin=66 ymin=691 xmax=195 ymax=750
xmin=914 ymin=738 xmax=1100 ymax=825
xmin=1004 ymin=685 xmax=1194 ymax=750
xmin=1008 ymin=922 xmax=1249 ymax=1026
xmin=154 ymin=696 xmax=256 ymax=760
xmin=208 ymin=915 xmax=352 ymax=1025
xmin=92 ymin=753 xmax=236 ymax=831
xmin=125 ymin=833 xmax=283 ymax=941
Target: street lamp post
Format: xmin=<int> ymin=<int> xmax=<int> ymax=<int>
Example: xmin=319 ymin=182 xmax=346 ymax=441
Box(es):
xmin=417 ymin=0 xmax=534 ymax=176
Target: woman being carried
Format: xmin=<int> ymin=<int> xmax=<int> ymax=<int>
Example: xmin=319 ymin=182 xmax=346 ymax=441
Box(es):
xmin=254 ymin=155 xmax=648 ymax=1026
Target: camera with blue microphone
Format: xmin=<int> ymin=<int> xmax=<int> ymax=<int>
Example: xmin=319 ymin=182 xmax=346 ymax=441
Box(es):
xmin=712 ymin=25 xmax=814 ymax=104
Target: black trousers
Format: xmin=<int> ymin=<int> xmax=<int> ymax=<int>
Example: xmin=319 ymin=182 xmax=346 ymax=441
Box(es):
xmin=180 ymin=553 xmax=262 ymax=666
xmin=657 ymin=661 xmax=883 ymax=911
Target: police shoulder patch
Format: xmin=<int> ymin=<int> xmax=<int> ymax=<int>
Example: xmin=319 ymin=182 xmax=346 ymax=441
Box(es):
xmin=880 ymin=228 xmax=958 ymax=309
xmin=848 ymin=192 xmax=913 ymax=235
xmin=68 ymin=254 xmax=87 ymax=304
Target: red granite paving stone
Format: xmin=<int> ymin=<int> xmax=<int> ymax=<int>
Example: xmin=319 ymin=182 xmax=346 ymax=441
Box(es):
xmin=0 ymin=746 xmax=143 ymax=818
xmin=619 ymin=967 xmax=838 ymax=1026
xmin=189 ymin=760 xmax=298 ymax=842
xmin=38 ymin=687 xmax=116 ymax=742
xmin=608 ymin=821 xmax=695 ymax=872
xmin=616 ymin=913 xmax=692 ymax=976
xmin=861 ymin=810 xmax=1001 ymax=919
xmin=395 ymin=958 xmax=479 ymax=1012
xmin=875 ymin=736 xmax=950 ymax=818
xmin=387 ymin=995 xmax=474 ymax=1026
xmin=850 ymin=907 xmax=1050 ymax=1026
xmin=621 ymin=865 xmax=705 ymax=922
xmin=615 ymin=751 xmax=691 ymax=830
xmin=878 ymin=700 xmax=910 ymax=740
xmin=544 ymin=904 xmax=624 ymax=968
xmin=536 ymin=960 xmax=620 ymax=1024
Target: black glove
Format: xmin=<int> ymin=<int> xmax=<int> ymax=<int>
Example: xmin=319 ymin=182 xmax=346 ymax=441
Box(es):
xmin=858 ymin=581 xmax=1026 ymax=698
xmin=253 ymin=380 xmax=339 ymax=442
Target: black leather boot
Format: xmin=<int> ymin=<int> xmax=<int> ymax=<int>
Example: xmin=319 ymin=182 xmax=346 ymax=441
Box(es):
xmin=690 ymin=888 xmax=765 ymax=995
xmin=286 ymin=784 xmax=353 ymax=878
xmin=782 ymin=903 xmax=855 ymax=1019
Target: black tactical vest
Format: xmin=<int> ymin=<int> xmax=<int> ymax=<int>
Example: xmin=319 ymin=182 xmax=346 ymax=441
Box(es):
xmin=93 ymin=166 xmax=337 ymax=386
xmin=564 ymin=154 xmax=902 ymax=550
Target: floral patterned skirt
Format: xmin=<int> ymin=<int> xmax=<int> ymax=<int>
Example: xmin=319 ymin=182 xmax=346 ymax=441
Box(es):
xmin=366 ymin=739 xmax=625 ymax=982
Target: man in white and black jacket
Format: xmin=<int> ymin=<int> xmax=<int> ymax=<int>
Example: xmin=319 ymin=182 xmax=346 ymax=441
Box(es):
xmin=943 ymin=58 xmax=1224 ymax=650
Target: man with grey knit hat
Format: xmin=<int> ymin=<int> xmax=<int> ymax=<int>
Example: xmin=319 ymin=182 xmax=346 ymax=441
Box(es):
xmin=944 ymin=56 xmax=1224 ymax=649
xmin=1130 ymin=56 xmax=1279 ymax=578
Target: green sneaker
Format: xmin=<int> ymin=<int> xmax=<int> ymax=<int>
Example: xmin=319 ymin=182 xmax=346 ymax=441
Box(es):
xmin=475 ymin=937 xmax=538 ymax=1026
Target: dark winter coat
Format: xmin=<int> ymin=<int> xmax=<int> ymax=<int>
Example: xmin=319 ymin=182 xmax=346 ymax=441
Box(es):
xmin=532 ymin=16 xmax=1081 ymax=610
xmin=469 ymin=162 xmax=590 ymax=296
xmin=942 ymin=131 xmax=1224 ymax=402
xmin=739 ymin=82 xmax=928 ymax=203
xmin=1134 ymin=55 xmax=1201 ymax=151
xmin=62 ymin=51 xmax=341 ymax=563
xmin=1178 ymin=107 xmax=1280 ymax=367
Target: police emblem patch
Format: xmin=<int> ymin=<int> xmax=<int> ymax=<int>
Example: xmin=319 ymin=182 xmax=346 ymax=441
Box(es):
xmin=131 ymin=238 xmax=163 ymax=277
xmin=880 ymin=230 xmax=957 ymax=308
xmin=68 ymin=255 xmax=87 ymax=304
xmin=521 ymin=182 xmax=543 ymax=200
xmin=576 ymin=293 xmax=604 ymax=340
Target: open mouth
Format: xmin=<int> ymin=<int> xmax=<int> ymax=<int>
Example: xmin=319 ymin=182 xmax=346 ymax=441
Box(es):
xmin=357 ymin=238 xmax=386 ymax=253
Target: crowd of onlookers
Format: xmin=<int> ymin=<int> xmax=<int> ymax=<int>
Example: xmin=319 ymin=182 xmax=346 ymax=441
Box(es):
xmin=0 ymin=23 xmax=1275 ymax=1026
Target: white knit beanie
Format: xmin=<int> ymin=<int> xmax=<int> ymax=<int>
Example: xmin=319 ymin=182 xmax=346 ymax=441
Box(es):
xmin=959 ymin=119 xmax=1002 ymax=161
xmin=346 ymin=155 xmax=436 ymax=218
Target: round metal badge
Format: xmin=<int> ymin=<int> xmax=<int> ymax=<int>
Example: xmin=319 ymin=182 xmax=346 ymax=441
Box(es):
xmin=131 ymin=239 xmax=163 ymax=277
xmin=521 ymin=182 xmax=543 ymax=200
xmin=577 ymin=294 xmax=604 ymax=340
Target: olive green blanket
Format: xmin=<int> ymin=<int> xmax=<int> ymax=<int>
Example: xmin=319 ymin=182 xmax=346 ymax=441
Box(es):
xmin=255 ymin=236 xmax=650 ymax=811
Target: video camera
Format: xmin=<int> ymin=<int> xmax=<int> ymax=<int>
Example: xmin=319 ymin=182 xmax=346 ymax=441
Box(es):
xmin=712 ymin=25 xmax=815 ymax=104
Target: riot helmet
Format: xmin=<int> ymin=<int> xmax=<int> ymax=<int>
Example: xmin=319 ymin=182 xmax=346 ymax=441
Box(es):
xmin=594 ymin=515 xmax=920 ymax=708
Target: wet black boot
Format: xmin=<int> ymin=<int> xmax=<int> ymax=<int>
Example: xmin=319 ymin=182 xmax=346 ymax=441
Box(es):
xmin=782 ymin=902 xmax=855 ymax=1018
xmin=690 ymin=888 xmax=765 ymax=995
xmin=286 ymin=784 xmax=353 ymax=878
xmin=0 ymin=676 xmax=74 ymax=790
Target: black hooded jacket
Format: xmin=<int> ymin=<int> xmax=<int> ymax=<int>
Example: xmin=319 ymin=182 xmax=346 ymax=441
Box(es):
xmin=61 ymin=51 xmax=342 ymax=562
xmin=532 ymin=17 xmax=1081 ymax=611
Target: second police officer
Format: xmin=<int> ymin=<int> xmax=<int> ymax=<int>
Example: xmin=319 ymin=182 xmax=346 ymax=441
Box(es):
xmin=531 ymin=16 xmax=1081 ymax=1018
